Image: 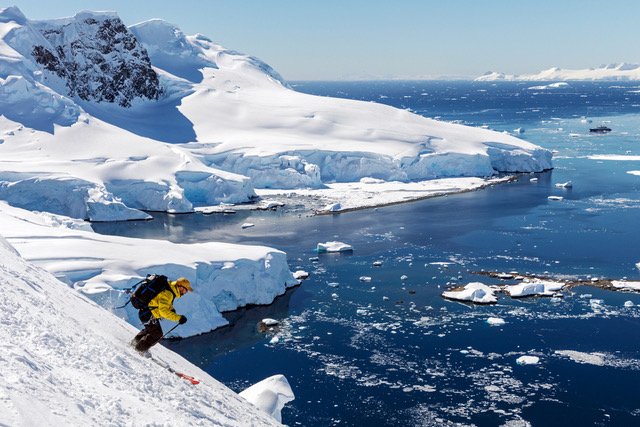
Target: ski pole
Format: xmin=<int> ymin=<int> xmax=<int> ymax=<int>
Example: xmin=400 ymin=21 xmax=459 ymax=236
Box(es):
xmin=161 ymin=323 xmax=180 ymax=340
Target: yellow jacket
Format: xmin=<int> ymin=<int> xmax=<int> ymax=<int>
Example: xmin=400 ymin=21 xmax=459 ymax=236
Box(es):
xmin=147 ymin=280 xmax=183 ymax=322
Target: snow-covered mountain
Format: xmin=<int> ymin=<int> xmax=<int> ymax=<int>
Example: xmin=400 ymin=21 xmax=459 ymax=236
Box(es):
xmin=0 ymin=6 xmax=552 ymax=222
xmin=0 ymin=234 xmax=293 ymax=426
xmin=476 ymin=63 xmax=640 ymax=81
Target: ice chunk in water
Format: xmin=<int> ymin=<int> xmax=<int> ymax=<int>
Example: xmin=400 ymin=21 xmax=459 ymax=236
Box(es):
xmin=516 ymin=355 xmax=540 ymax=365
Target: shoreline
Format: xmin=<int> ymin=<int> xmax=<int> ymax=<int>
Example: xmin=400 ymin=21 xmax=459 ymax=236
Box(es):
xmin=471 ymin=270 xmax=640 ymax=293
xmin=314 ymin=174 xmax=523 ymax=215
xmin=252 ymin=174 xmax=527 ymax=216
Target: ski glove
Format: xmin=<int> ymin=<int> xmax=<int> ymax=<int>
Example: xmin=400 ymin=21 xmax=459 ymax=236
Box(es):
xmin=179 ymin=315 xmax=187 ymax=325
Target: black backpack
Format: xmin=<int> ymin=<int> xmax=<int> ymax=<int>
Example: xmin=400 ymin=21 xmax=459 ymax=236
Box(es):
xmin=129 ymin=274 xmax=170 ymax=310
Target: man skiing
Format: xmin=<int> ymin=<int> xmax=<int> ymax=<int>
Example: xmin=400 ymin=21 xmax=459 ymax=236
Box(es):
xmin=132 ymin=277 xmax=193 ymax=354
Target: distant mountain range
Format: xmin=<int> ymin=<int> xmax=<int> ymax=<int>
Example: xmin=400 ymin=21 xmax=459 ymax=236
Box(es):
xmin=476 ymin=63 xmax=640 ymax=81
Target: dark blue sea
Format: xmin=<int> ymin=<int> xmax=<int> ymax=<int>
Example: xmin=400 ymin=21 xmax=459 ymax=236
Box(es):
xmin=94 ymin=81 xmax=640 ymax=426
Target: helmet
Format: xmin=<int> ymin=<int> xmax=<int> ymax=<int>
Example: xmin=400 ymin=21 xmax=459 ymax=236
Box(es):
xmin=176 ymin=277 xmax=193 ymax=292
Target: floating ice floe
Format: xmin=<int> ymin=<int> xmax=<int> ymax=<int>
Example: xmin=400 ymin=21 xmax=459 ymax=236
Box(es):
xmin=590 ymin=299 xmax=605 ymax=310
xmin=486 ymin=317 xmax=506 ymax=326
xmin=555 ymin=350 xmax=605 ymax=366
xmin=504 ymin=280 xmax=565 ymax=297
xmin=360 ymin=276 xmax=372 ymax=282
xmin=327 ymin=282 xmax=340 ymax=288
xmin=400 ymin=275 xmax=408 ymax=280
xmin=316 ymin=241 xmax=354 ymax=252
xmin=241 ymin=223 xmax=255 ymax=229
xmin=548 ymin=196 xmax=564 ymax=201
xmin=356 ymin=309 xmax=368 ymax=316
xmin=624 ymin=300 xmax=635 ymax=307
xmin=373 ymin=261 xmax=383 ymax=267
xmin=555 ymin=181 xmax=573 ymax=188
xmin=442 ymin=282 xmax=498 ymax=304
xmin=516 ymin=355 xmax=540 ymax=365
xmin=293 ymin=270 xmax=309 ymax=280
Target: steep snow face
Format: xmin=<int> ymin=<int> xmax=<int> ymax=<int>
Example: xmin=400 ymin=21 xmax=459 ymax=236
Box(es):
xmin=0 ymin=233 xmax=285 ymax=426
xmin=129 ymin=19 xmax=216 ymax=83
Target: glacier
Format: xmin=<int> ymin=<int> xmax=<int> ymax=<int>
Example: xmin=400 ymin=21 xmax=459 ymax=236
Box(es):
xmin=0 ymin=6 xmax=552 ymax=223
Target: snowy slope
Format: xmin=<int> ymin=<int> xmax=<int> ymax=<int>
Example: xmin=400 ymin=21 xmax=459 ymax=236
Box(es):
xmin=476 ymin=63 xmax=640 ymax=81
xmin=0 ymin=235 xmax=289 ymax=426
xmin=0 ymin=7 xmax=552 ymax=223
xmin=0 ymin=7 xmax=256 ymax=221
xmin=131 ymin=19 xmax=552 ymax=188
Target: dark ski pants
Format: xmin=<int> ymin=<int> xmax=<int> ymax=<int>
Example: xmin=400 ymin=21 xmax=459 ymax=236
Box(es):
xmin=133 ymin=317 xmax=163 ymax=353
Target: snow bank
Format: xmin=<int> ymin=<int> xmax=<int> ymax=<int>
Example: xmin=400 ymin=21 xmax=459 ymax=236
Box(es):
xmin=0 ymin=232 xmax=286 ymax=426
xmin=0 ymin=202 xmax=297 ymax=337
xmin=442 ymin=282 xmax=498 ymax=304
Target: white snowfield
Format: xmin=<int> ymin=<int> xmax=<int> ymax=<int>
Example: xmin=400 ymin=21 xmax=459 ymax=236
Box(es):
xmin=0 ymin=235 xmax=292 ymax=426
xmin=0 ymin=7 xmax=552 ymax=222
xmin=475 ymin=63 xmax=640 ymax=81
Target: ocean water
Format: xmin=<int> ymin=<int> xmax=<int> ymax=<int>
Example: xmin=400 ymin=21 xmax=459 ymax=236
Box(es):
xmin=94 ymin=81 xmax=640 ymax=426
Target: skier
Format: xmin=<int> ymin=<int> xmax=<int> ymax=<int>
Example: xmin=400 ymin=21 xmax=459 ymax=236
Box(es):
xmin=132 ymin=277 xmax=193 ymax=354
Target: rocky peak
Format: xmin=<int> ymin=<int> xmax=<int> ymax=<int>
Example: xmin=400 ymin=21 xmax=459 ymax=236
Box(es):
xmin=30 ymin=11 xmax=162 ymax=107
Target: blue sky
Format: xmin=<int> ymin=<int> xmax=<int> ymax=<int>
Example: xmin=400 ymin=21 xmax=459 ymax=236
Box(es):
xmin=9 ymin=0 xmax=640 ymax=80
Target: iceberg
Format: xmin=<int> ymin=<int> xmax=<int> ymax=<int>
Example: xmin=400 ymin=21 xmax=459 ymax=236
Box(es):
xmin=317 ymin=241 xmax=354 ymax=252
xmin=239 ymin=375 xmax=295 ymax=423
xmin=442 ymin=282 xmax=498 ymax=304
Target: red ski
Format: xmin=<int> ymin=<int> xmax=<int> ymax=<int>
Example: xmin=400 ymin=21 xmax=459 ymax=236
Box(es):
xmin=175 ymin=372 xmax=199 ymax=385
xmin=148 ymin=355 xmax=200 ymax=385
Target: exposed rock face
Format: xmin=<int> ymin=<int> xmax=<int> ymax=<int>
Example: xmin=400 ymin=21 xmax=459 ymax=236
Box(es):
xmin=30 ymin=12 xmax=162 ymax=107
